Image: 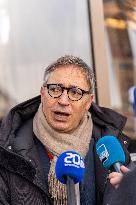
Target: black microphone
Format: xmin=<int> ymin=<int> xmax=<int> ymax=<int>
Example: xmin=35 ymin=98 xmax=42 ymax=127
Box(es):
xmin=55 ymin=151 xmax=85 ymax=205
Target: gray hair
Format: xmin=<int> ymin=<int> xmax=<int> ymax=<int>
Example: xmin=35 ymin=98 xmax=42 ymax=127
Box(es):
xmin=43 ymin=55 xmax=95 ymax=93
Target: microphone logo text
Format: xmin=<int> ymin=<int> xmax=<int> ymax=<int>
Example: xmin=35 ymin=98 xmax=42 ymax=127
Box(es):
xmin=64 ymin=153 xmax=85 ymax=168
xmin=97 ymin=144 xmax=109 ymax=163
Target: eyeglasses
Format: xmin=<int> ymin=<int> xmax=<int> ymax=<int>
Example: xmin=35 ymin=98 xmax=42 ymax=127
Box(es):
xmin=43 ymin=83 xmax=91 ymax=101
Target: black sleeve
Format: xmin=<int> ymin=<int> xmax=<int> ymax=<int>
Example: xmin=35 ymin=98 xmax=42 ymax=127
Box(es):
xmin=0 ymin=167 xmax=11 ymax=204
xmin=110 ymin=168 xmax=136 ymax=205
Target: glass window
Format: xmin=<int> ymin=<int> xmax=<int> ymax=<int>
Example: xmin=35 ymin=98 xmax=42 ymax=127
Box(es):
xmin=0 ymin=0 xmax=93 ymax=117
xmin=104 ymin=0 xmax=136 ymax=138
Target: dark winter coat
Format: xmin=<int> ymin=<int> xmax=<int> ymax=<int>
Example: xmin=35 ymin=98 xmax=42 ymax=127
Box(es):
xmin=0 ymin=96 xmax=131 ymax=205
xmin=110 ymin=167 xmax=136 ymax=205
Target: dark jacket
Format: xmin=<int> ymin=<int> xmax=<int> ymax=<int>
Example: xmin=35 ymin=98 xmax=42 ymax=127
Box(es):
xmin=0 ymin=96 xmax=131 ymax=205
xmin=110 ymin=167 xmax=136 ymax=205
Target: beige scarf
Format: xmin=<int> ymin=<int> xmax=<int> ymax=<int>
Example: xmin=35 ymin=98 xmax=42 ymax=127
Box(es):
xmin=33 ymin=104 xmax=93 ymax=205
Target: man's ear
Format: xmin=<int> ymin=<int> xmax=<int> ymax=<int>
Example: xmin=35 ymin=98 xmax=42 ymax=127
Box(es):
xmin=85 ymin=94 xmax=94 ymax=111
xmin=40 ymin=87 xmax=44 ymax=97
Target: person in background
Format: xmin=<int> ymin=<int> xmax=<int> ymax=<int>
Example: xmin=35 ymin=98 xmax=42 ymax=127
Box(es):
xmin=0 ymin=55 xmax=131 ymax=205
xmin=110 ymin=167 xmax=136 ymax=205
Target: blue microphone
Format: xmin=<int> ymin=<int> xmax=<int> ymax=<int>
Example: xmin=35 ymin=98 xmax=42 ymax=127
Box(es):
xmin=134 ymin=87 xmax=136 ymax=133
xmin=55 ymin=151 xmax=85 ymax=184
xmin=55 ymin=151 xmax=85 ymax=205
xmin=96 ymin=136 xmax=125 ymax=173
xmin=134 ymin=87 xmax=136 ymax=116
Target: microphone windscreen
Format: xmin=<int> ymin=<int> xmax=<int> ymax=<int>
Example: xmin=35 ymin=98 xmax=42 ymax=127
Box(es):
xmin=55 ymin=151 xmax=85 ymax=184
xmin=96 ymin=136 xmax=125 ymax=169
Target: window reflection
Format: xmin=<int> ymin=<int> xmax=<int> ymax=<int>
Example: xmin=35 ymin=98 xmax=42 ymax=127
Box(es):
xmin=104 ymin=0 xmax=136 ymax=138
xmin=0 ymin=9 xmax=10 ymax=44
xmin=0 ymin=0 xmax=92 ymax=118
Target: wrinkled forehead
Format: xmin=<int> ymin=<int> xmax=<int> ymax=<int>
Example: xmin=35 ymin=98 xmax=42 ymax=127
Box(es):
xmin=45 ymin=65 xmax=91 ymax=87
xmin=47 ymin=65 xmax=89 ymax=87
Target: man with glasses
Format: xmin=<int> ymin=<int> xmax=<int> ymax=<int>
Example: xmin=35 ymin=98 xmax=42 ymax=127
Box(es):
xmin=0 ymin=55 xmax=131 ymax=205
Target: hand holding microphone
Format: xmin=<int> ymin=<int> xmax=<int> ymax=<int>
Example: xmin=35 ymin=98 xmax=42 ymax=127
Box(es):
xmin=96 ymin=135 xmax=129 ymax=188
xmin=108 ymin=165 xmax=129 ymax=188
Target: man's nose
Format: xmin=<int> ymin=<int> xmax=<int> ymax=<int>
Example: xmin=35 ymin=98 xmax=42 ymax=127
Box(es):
xmin=58 ymin=90 xmax=70 ymax=105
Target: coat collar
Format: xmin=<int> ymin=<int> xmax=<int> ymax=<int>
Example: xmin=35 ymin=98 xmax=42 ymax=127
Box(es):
xmin=90 ymin=102 xmax=127 ymax=131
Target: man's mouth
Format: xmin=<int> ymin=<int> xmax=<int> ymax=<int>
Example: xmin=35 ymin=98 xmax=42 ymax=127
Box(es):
xmin=53 ymin=111 xmax=71 ymax=121
xmin=54 ymin=111 xmax=70 ymax=116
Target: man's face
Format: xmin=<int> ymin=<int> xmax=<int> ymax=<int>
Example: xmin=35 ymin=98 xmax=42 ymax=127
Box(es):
xmin=41 ymin=65 xmax=93 ymax=133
